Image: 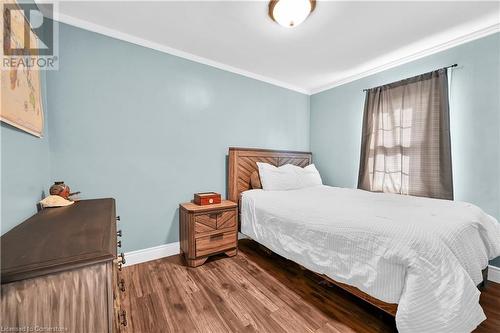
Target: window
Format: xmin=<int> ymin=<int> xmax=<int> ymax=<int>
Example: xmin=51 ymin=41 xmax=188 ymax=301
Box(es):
xmin=358 ymin=69 xmax=453 ymax=200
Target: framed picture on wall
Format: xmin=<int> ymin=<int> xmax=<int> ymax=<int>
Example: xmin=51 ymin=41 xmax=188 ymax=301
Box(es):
xmin=1 ymin=0 xmax=44 ymax=137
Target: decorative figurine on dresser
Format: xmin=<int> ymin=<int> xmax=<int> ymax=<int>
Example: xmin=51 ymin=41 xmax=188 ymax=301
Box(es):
xmin=0 ymin=198 xmax=127 ymax=332
xmin=179 ymin=192 xmax=238 ymax=267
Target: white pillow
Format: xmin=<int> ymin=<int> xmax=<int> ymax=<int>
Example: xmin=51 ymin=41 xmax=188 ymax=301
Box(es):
xmin=257 ymin=162 xmax=299 ymax=191
xmin=299 ymin=164 xmax=323 ymax=188
xmin=256 ymin=162 xmax=322 ymax=191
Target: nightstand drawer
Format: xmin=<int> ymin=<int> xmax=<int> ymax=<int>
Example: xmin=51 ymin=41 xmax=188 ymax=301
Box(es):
xmin=195 ymin=231 xmax=237 ymax=257
xmin=217 ymin=210 xmax=236 ymax=230
xmin=195 ymin=220 xmax=216 ymax=233
xmin=194 ymin=213 xmax=217 ymax=230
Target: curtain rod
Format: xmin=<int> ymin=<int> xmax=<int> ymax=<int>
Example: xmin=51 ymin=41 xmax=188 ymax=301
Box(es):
xmin=362 ymin=64 xmax=458 ymax=92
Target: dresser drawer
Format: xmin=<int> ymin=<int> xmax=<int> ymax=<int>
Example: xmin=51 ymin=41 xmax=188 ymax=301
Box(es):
xmin=194 ymin=209 xmax=237 ymax=233
xmin=194 ymin=213 xmax=217 ymax=230
xmin=217 ymin=210 xmax=236 ymax=229
xmin=195 ymin=231 xmax=237 ymax=257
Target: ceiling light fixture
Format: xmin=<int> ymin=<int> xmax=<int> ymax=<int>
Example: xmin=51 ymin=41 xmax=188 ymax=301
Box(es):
xmin=269 ymin=0 xmax=316 ymax=28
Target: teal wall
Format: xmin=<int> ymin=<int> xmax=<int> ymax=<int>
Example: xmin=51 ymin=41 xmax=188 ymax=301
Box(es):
xmin=1 ymin=72 xmax=50 ymax=234
xmin=0 ymin=0 xmax=51 ymax=234
xmin=45 ymin=23 xmax=309 ymax=252
xmin=310 ymin=33 xmax=500 ymax=266
xmin=2 ymin=19 xmax=498 ymax=269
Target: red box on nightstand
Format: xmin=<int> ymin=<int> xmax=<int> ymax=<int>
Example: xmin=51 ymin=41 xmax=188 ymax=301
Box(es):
xmin=193 ymin=192 xmax=221 ymax=205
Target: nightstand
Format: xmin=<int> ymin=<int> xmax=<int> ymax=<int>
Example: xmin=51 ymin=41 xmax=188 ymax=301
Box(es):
xmin=179 ymin=200 xmax=238 ymax=267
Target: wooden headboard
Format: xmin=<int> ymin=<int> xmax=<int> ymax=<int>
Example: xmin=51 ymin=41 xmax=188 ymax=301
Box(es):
xmin=228 ymin=147 xmax=312 ymax=203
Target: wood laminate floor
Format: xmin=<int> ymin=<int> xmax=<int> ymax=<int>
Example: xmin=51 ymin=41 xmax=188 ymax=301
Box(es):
xmin=120 ymin=240 xmax=500 ymax=333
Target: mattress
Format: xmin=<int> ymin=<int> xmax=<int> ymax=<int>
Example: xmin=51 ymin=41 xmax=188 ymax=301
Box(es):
xmin=240 ymin=185 xmax=500 ymax=333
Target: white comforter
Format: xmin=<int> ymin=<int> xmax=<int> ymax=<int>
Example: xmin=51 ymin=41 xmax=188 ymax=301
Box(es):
xmin=240 ymin=185 xmax=500 ymax=333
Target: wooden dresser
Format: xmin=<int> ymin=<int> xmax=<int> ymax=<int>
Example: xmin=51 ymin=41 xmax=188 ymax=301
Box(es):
xmin=179 ymin=200 xmax=238 ymax=267
xmin=0 ymin=198 xmax=127 ymax=332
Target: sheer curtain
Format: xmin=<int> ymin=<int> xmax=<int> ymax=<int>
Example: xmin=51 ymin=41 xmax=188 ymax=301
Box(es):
xmin=357 ymin=68 xmax=453 ymax=200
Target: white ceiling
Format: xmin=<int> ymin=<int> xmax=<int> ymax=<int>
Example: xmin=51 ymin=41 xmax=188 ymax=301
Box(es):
xmin=45 ymin=1 xmax=500 ymax=94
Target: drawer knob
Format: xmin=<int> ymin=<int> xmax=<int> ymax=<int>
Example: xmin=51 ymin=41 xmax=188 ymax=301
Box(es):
xmin=118 ymin=278 xmax=126 ymax=292
xmin=116 ymin=216 xmax=121 ymax=221
xmin=118 ymin=252 xmax=126 ymax=265
xmin=118 ymin=309 xmax=127 ymax=326
xmin=117 ymin=230 xmax=122 ymax=237
xmin=117 ymin=240 xmax=122 ymax=248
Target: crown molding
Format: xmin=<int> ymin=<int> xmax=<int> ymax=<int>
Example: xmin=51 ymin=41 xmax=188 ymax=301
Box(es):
xmin=43 ymin=4 xmax=499 ymax=97
xmin=310 ymin=22 xmax=500 ymax=95
xmin=51 ymin=12 xmax=310 ymax=95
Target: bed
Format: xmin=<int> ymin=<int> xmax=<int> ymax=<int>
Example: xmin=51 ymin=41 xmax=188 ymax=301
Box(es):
xmin=228 ymin=147 xmax=500 ymax=333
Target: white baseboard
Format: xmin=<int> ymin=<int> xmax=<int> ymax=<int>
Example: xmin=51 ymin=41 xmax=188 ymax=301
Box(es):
xmin=124 ymin=242 xmax=180 ymax=267
xmin=488 ymin=265 xmax=500 ymax=283
xmin=124 ymin=233 xmax=249 ymax=266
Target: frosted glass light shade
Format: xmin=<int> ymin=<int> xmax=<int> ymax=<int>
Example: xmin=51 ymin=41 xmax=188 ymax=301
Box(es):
xmin=269 ymin=0 xmax=316 ymax=28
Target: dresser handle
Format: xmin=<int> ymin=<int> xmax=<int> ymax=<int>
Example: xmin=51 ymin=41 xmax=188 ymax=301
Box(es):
xmin=118 ymin=262 xmax=123 ymax=271
xmin=117 ymin=240 xmax=122 ymax=248
xmin=117 ymin=230 xmax=122 ymax=237
xmin=210 ymin=233 xmax=223 ymax=241
xmin=118 ymin=252 xmax=126 ymax=265
xmin=118 ymin=309 xmax=127 ymax=326
xmin=118 ymin=278 xmax=126 ymax=292
xmin=116 ymin=216 xmax=121 ymax=221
